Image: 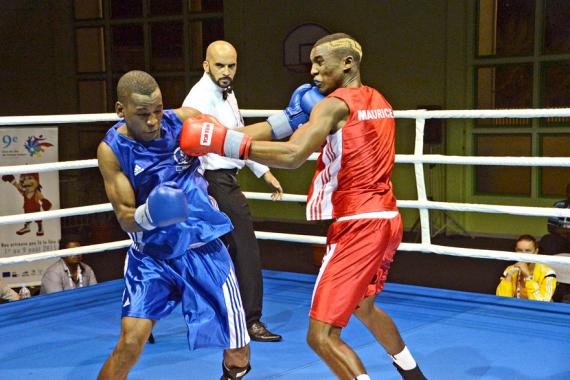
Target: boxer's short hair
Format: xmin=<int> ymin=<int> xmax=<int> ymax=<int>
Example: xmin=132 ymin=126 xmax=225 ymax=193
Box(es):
xmin=314 ymin=33 xmax=363 ymax=63
xmin=117 ymin=70 xmax=159 ymax=104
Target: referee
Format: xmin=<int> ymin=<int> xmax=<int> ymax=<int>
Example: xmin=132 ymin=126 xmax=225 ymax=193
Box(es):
xmin=182 ymin=40 xmax=282 ymax=342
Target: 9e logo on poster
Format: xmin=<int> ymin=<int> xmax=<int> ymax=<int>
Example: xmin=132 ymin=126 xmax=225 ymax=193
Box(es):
xmin=2 ymin=135 xmax=18 ymax=148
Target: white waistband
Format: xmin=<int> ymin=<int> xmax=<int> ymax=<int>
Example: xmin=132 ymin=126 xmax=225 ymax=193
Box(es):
xmin=131 ymin=241 xmax=207 ymax=253
xmin=336 ymin=211 xmax=398 ymax=221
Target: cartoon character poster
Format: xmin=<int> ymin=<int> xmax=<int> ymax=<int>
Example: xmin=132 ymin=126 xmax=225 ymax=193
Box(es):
xmin=0 ymin=128 xmax=60 ymax=287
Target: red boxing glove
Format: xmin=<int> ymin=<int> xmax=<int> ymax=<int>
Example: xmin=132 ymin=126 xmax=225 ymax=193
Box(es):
xmin=180 ymin=114 xmax=252 ymax=160
xmin=180 ymin=114 xmax=226 ymax=156
xmin=41 ymin=198 xmax=52 ymax=211
xmin=2 ymin=175 xmax=15 ymax=183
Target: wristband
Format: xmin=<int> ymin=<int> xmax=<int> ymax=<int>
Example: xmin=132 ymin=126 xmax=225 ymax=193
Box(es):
xmin=267 ymin=111 xmax=294 ymax=140
xmin=134 ymin=204 xmax=156 ymax=231
xmin=241 ymin=135 xmax=252 ymax=160
xmin=223 ymin=130 xmax=248 ymax=159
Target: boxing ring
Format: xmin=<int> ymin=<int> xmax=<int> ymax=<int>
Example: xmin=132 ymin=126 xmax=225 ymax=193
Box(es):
xmin=1 ymin=108 xmax=570 ymax=379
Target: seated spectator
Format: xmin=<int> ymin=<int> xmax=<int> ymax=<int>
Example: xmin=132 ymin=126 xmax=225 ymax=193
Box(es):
xmin=540 ymin=182 xmax=570 ymax=255
xmin=40 ymin=237 xmax=97 ymax=294
xmin=0 ymin=280 xmax=19 ymax=302
xmin=496 ymin=234 xmax=557 ymax=301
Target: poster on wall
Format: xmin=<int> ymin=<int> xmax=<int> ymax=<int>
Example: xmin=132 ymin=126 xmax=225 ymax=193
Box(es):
xmin=0 ymin=127 xmax=60 ymax=287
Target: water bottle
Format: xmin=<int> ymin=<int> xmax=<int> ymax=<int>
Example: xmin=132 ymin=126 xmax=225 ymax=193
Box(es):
xmin=18 ymin=285 xmax=31 ymax=299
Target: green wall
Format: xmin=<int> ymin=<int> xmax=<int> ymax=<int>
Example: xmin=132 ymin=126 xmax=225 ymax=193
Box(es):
xmin=226 ymin=0 xmax=449 ymax=225
xmin=226 ymin=0 xmax=453 ymax=232
xmin=227 ymin=0 xmax=555 ymax=238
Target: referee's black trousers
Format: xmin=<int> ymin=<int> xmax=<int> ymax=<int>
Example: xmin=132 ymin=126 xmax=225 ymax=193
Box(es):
xmin=204 ymin=169 xmax=263 ymax=326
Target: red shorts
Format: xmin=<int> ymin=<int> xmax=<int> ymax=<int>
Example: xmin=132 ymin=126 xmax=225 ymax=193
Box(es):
xmin=310 ymin=214 xmax=403 ymax=327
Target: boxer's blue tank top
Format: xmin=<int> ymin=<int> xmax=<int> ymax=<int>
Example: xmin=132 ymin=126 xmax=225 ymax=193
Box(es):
xmin=102 ymin=109 xmax=232 ymax=259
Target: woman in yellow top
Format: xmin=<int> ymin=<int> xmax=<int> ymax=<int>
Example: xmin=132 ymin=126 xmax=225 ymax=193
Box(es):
xmin=496 ymin=234 xmax=557 ymax=301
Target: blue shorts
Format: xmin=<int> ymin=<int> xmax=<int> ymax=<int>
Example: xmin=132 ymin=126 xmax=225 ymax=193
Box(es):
xmin=121 ymin=238 xmax=250 ymax=350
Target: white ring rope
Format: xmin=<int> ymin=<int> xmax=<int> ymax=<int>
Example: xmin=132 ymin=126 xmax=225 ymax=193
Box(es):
xmin=3 ymin=233 xmax=570 ymax=267
xmin=0 ymin=110 xmax=281 ymax=126
xmin=2 ymin=108 xmax=570 ymax=269
xmin=0 ymin=159 xmax=98 ymax=176
xmin=3 ymin=154 xmax=570 ymax=177
xmin=2 ymin=108 xmax=570 ymax=125
xmin=3 ymin=198 xmax=570 ymax=227
xmin=395 ymin=108 xmax=570 ymax=119
xmin=0 ymin=204 xmax=113 ymax=225
xmin=0 ymin=240 xmax=132 ymax=265
xmin=0 ymin=113 xmax=120 ymax=126
xmin=396 ymin=155 xmax=570 ymax=167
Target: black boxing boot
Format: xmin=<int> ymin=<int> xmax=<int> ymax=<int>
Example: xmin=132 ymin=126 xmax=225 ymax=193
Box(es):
xmin=393 ymin=362 xmax=427 ymax=380
xmin=220 ymin=362 xmax=251 ymax=380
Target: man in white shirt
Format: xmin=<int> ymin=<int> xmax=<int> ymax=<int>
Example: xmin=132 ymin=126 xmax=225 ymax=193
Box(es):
xmin=40 ymin=237 xmax=97 ymax=294
xmin=182 ymin=40 xmax=282 ymax=342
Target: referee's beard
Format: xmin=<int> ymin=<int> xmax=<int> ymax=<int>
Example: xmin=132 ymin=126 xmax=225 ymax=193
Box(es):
xmin=209 ymin=72 xmax=233 ymax=92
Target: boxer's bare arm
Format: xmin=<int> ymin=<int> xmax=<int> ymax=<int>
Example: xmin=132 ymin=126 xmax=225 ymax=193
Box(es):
xmin=97 ymin=142 xmax=141 ymax=232
xmin=174 ymin=106 xmax=202 ymax=121
xmin=239 ymin=120 xmax=274 ymax=141
xmin=246 ymin=98 xmax=348 ymax=169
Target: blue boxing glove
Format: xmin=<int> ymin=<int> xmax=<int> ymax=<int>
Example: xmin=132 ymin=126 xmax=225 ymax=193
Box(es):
xmin=268 ymin=84 xmax=323 ymax=139
xmin=134 ymin=181 xmax=190 ymax=231
xmin=300 ymin=86 xmax=325 ymax=114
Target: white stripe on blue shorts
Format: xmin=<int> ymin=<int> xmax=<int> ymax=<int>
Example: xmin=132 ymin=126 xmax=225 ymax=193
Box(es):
xmin=222 ymin=268 xmax=250 ymax=348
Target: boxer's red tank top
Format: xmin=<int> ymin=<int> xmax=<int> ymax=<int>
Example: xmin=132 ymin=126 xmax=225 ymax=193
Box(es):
xmin=306 ymin=86 xmax=398 ymax=220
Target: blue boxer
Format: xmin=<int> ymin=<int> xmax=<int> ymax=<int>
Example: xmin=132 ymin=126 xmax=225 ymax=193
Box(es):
xmin=102 ymin=109 xmax=249 ymax=350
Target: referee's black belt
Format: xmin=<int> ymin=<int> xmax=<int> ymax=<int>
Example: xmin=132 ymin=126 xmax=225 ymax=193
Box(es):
xmin=207 ymin=168 xmax=238 ymax=175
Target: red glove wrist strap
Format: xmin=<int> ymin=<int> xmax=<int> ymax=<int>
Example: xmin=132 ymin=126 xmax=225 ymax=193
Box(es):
xmin=241 ymin=135 xmax=252 ymax=160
